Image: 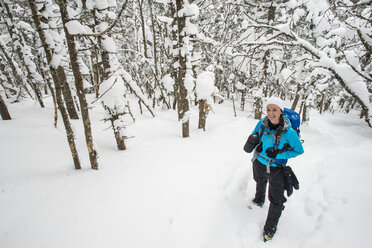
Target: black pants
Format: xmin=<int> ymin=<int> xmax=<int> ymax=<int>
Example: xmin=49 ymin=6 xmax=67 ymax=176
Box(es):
xmin=253 ymin=159 xmax=286 ymax=234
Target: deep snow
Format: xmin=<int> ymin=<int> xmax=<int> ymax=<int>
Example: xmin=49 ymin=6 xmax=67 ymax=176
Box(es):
xmin=1 ymin=97 xmax=372 ymax=248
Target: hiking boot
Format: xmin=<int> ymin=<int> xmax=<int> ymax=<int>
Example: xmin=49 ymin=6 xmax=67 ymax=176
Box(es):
xmin=252 ymin=198 xmax=264 ymax=207
xmin=263 ymin=230 xmax=275 ymax=242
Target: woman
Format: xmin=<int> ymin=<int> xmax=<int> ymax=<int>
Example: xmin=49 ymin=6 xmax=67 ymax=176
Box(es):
xmin=244 ymin=96 xmax=304 ymax=242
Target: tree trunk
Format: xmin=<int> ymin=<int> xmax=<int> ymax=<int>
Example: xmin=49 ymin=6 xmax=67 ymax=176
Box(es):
xmin=58 ymin=0 xmax=99 ymax=170
xmin=30 ymin=81 xmax=45 ymax=108
xmin=57 ymin=67 xmax=79 ymax=119
xmin=0 ymin=94 xmax=11 ymax=120
xmin=91 ymin=49 xmax=100 ymax=98
xmin=39 ymin=57 xmax=58 ymax=126
xmin=232 ymin=94 xmax=237 ymax=117
xmin=28 ymin=0 xmax=81 ymax=169
xmin=138 ymin=0 xmax=148 ymax=58
xmin=148 ymin=0 xmax=169 ymax=109
xmin=175 ymin=0 xmax=189 ymax=138
xmin=114 ymin=130 xmax=126 ymax=150
xmin=92 ymin=8 xmax=111 ymax=82
xmin=240 ymin=89 xmax=246 ymax=111
xmin=148 ymin=0 xmax=158 ymax=77
xmin=291 ymin=93 xmax=300 ymax=111
xmin=298 ymin=100 xmax=304 ymax=116
xmin=254 ymin=97 xmax=262 ymax=119
xmin=103 ymin=105 xmax=126 ymax=150
xmin=319 ymin=94 xmax=324 ymax=114
xmin=169 ymin=2 xmax=179 ymax=114
xmin=198 ymin=99 xmax=207 ymax=131
xmin=302 ymin=104 xmax=309 ymax=124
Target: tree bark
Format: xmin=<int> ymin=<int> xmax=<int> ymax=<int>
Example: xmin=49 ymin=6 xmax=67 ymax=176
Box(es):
xmin=198 ymin=99 xmax=207 ymax=131
xmin=254 ymin=97 xmax=262 ymax=119
xmin=232 ymin=94 xmax=237 ymax=117
xmin=58 ymin=0 xmax=99 ymax=170
xmin=57 ymin=67 xmax=79 ymax=119
xmin=103 ymin=105 xmax=126 ymax=150
xmin=240 ymin=89 xmax=246 ymax=111
xmin=291 ymin=83 xmax=301 ymax=111
xmin=302 ymin=104 xmax=308 ymax=124
xmin=0 ymin=93 xmax=11 ymax=120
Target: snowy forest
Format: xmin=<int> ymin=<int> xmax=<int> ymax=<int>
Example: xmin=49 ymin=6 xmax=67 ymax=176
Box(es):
xmin=0 ymin=0 xmax=372 ymax=247
xmin=0 ymin=0 xmax=371 ymax=169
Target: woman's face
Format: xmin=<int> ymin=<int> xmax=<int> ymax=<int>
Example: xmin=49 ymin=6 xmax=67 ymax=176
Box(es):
xmin=266 ymin=104 xmax=282 ymax=124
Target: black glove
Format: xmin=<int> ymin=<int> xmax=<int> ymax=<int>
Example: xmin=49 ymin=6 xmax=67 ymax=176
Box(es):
xmin=280 ymin=143 xmax=291 ymax=152
xmin=287 ymin=166 xmax=299 ymax=190
xmin=255 ymin=142 xmax=263 ymax=153
xmin=283 ymin=168 xmax=293 ymax=196
xmin=243 ymin=133 xmax=260 ymax=153
xmin=266 ymin=143 xmax=292 ymax=158
xmin=283 ymin=166 xmax=300 ymax=197
xmin=265 ymin=148 xmax=279 ymax=158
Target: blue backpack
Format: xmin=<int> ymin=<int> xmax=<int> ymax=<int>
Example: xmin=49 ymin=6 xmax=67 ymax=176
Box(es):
xmin=283 ymin=108 xmax=301 ymax=137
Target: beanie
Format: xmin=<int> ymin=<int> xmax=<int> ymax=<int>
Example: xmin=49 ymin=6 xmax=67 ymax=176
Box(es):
xmin=266 ymin=97 xmax=284 ymax=111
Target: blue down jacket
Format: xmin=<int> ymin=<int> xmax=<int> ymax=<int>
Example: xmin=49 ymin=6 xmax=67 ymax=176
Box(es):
xmin=252 ymin=116 xmax=304 ymax=167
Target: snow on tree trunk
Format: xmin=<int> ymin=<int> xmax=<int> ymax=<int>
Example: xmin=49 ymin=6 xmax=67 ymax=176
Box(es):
xmin=174 ymin=0 xmax=199 ymax=138
xmin=58 ymin=0 xmax=99 ymax=170
xmin=100 ymin=74 xmax=129 ymax=151
xmin=28 ymin=0 xmax=81 ymax=169
xmin=196 ymin=70 xmax=216 ymax=131
xmin=86 ymin=0 xmax=131 ymax=151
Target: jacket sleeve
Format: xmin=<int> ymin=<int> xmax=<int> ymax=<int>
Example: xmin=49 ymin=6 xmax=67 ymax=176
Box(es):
xmin=276 ymin=129 xmax=304 ymax=160
xmin=252 ymin=119 xmax=263 ymax=134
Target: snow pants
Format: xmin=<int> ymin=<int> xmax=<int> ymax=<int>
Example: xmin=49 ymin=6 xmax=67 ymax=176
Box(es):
xmin=252 ymin=159 xmax=286 ymax=234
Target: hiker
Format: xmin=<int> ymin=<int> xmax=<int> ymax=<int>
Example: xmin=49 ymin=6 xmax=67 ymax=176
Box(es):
xmin=244 ymin=96 xmax=304 ymax=242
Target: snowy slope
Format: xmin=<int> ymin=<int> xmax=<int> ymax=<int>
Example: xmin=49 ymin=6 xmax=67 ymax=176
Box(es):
xmin=1 ymin=98 xmax=372 ymax=248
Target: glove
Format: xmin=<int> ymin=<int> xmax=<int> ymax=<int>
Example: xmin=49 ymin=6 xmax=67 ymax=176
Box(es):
xmin=283 ymin=166 xmax=300 ymax=197
xmin=280 ymin=143 xmax=291 ymax=153
xmin=266 ymin=143 xmax=292 ymax=158
xmin=256 ymin=142 xmax=263 ymax=153
xmin=243 ymin=133 xmax=260 ymax=153
xmin=265 ymin=148 xmax=279 ymax=158
xmin=287 ymin=166 xmax=299 ymax=190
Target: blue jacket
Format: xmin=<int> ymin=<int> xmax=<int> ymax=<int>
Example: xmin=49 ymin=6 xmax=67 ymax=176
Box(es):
xmin=252 ymin=116 xmax=304 ymax=167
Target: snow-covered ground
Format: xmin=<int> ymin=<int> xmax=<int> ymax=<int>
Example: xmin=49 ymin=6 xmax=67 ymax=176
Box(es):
xmin=1 ymin=97 xmax=372 ymax=248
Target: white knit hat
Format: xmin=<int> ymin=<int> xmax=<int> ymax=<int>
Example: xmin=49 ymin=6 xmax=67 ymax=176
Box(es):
xmin=266 ymin=97 xmax=284 ymax=111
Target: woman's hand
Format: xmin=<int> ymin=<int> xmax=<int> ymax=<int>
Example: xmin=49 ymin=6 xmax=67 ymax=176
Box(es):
xmin=266 ymin=148 xmax=279 ymax=158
